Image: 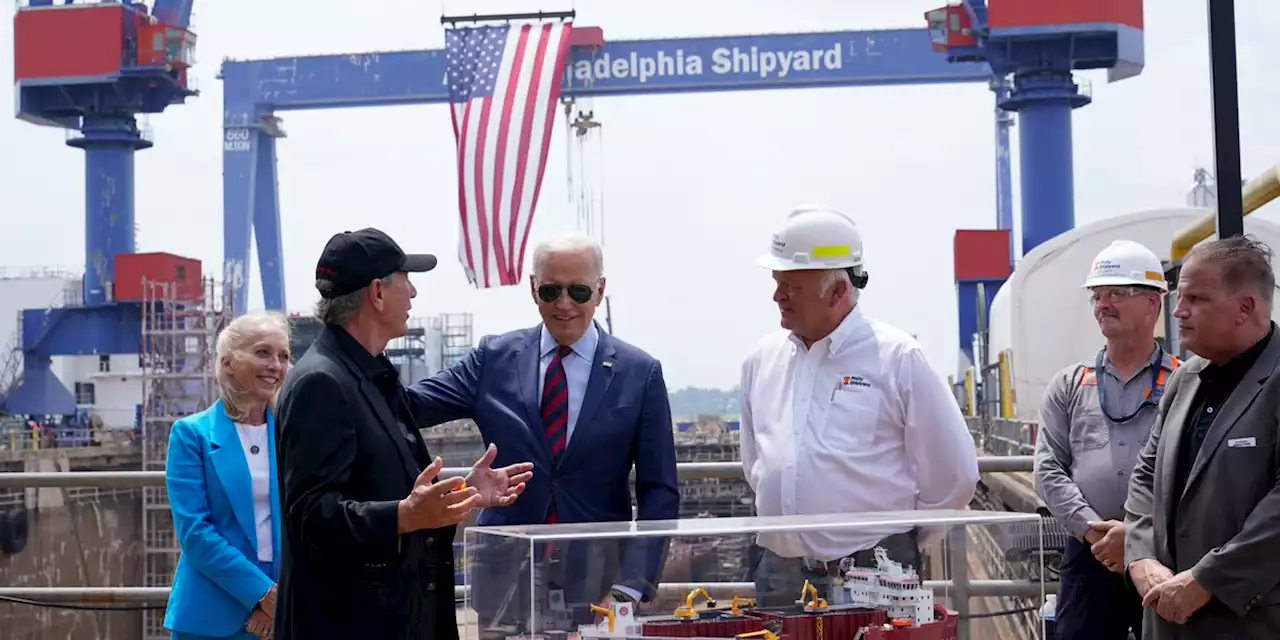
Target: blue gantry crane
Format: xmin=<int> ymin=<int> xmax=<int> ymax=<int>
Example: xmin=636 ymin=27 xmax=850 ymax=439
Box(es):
xmin=7 ymin=0 xmax=199 ymax=414
xmin=927 ymin=0 xmax=1144 ymax=370
xmin=219 ymin=0 xmax=1142 ymax=378
xmin=217 ymin=24 xmax=999 ymax=315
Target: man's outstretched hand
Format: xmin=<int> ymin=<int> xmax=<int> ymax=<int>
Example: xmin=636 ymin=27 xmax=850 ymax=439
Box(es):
xmin=465 ymin=443 xmax=534 ymax=508
xmin=398 ymin=457 xmax=480 ymax=533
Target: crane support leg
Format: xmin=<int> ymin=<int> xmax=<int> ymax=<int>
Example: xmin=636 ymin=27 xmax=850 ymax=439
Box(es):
xmin=223 ymin=123 xmax=286 ymax=313
xmin=999 ymin=69 xmax=1090 ymax=257
xmin=253 ymin=135 xmax=286 ymax=312
xmin=990 ymin=77 xmax=1015 ymax=260
xmin=67 ymin=114 xmax=153 ymax=306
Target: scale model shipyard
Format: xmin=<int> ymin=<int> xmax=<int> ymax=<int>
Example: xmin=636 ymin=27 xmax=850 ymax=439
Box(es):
xmin=508 ymin=547 xmax=957 ymax=640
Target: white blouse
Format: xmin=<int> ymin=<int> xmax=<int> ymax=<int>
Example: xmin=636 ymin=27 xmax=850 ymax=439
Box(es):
xmin=234 ymin=421 xmax=273 ymax=563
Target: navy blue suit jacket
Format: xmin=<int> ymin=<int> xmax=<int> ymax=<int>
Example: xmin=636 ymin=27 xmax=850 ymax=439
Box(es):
xmin=405 ymin=322 xmax=679 ymax=598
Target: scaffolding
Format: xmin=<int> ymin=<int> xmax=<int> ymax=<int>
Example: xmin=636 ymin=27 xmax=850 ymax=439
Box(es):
xmin=436 ymin=312 xmax=474 ymax=370
xmin=387 ymin=317 xmax=431 ymax=383
xmin=139 ymin=276 xmax=233 ymax=640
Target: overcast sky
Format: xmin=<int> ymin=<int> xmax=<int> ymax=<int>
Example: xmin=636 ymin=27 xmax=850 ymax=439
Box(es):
xmin=2 ymin=0 xmax=1278 ymax=390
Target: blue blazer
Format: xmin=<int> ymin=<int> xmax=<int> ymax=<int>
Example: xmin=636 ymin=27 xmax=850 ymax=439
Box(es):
xmin=164 ymin=400 xmax=282 ymax=637
xmin=405 ymin=323 xmax=679 ymax=598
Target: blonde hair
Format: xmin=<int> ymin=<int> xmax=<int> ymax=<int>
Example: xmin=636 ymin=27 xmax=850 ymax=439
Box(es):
xmin=215 ymin=310 xmax=292 ymax=423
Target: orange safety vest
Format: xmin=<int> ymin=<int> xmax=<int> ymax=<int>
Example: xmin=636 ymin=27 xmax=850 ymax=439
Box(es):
xmin=1079 ymin=354 xmax=1181 ymax=396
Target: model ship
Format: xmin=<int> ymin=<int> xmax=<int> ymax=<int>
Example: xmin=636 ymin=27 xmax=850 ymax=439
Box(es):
xmin=508 ymin=547 xmax=957 ymax=640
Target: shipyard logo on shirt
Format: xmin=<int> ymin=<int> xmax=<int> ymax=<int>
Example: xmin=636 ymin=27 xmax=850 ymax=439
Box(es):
xmin=840 ymin=375 xmax=872 ymax=389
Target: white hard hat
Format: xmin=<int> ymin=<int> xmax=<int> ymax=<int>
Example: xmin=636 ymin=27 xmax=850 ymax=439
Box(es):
xmin=757 ymin=205 xmax=865 ymax=272
xmin=1082 ymin=240 xmax=1168 ymax=292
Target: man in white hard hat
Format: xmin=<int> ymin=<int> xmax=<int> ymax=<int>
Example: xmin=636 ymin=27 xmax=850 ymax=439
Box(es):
xmin=1034 ymin=239 xmax=1178 ymax=640
xmin=739 ymin=205 xmax=980 ymax=606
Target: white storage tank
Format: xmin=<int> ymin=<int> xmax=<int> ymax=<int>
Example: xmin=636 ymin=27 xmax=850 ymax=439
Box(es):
xmin=987 ymin=208 xmax=1280 ymax=422
xmin=0 ymin=271 xmax=81 ymax=387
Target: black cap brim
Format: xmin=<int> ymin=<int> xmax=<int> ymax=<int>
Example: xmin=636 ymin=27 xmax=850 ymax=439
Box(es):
xmin=401 ymin=254 xmax=438 ymax=272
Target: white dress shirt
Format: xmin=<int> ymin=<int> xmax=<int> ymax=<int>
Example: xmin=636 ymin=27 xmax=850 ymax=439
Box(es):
xmin=739 ymin=305 xmax=979 ymax=561
xmin=537 ymin=321 xmax=599 ymax=445
xmin=234 ymin=421 xmax=273 ymax=563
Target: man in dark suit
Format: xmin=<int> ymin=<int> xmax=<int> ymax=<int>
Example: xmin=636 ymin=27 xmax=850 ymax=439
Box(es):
xmin=1124 ymin=235 xmax=1280 ymax=639
xmin=273 ymin=228 xmax=534 ymax=640
xmin=404 ymin=233 xmax=679 ymax=626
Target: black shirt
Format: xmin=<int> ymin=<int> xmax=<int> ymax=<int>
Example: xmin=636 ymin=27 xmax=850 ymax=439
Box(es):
xmin=328 ymin=325 xmax=432 ymax=471
xmin=1170 ymin=324 xmax=1275 ymax=560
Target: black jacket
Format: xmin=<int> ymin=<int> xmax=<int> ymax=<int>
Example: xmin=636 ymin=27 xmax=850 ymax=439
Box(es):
xmin=273 ymin=325 xmax=457 ymax=640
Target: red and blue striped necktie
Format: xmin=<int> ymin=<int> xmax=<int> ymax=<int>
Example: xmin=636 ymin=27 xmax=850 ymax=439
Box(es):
xmin=541 ymin=345 xmax=571 ymax=523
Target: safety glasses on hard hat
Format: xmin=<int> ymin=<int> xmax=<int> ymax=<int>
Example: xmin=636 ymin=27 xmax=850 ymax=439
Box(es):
xmin=1088 ymin=286 xmax=1153 ymax=305
xmin=537 ymin=283 xmax=594 ymax=304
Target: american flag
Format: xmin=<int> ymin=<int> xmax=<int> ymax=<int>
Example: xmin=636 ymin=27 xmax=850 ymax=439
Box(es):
xmin=445 ymin=21 xmax=574 ymax=289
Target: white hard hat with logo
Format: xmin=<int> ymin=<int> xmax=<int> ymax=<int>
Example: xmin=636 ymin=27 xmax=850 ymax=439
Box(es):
xmin=1082 ymin=240 xmax=1168 ymax=292
xmin=758 ymin=205 xmax=867 ymax=279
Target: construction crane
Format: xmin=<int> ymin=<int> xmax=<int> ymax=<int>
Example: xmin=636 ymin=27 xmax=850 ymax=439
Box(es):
xmin=8 ymin=0 xmax=200 ymax=414
xmin=15 ymin=0 xmax=196 ymax=306
xmin=218 ymin=19 xmax=1001 ymax=315
xmin=930 ymin=0 xmax=1145 ymax=372
xmin=673 ymin=585 xmax=717 ymax=619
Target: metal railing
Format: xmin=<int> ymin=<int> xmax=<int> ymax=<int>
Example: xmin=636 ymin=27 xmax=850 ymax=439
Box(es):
xmin=0 ymin=457 xmax=1034 ymax=489
xmin=967 ymin=416 xmax=1038 ymax=457
xmin=0 ymin=456 xmax=1046 ymax=640
xmin=0 ymin=428 xmax=136 ymax=458
xmin=0 ymin=579 xmax=1050 ymax=604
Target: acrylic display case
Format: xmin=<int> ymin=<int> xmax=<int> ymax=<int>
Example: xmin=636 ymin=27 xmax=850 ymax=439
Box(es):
xmin=461 ymin=509 xmax=1047 ymax=640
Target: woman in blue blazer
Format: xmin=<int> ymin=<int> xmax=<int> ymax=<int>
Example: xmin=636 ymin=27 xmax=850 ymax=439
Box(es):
xmin=165 ymin=310 xmax=291 ymax=639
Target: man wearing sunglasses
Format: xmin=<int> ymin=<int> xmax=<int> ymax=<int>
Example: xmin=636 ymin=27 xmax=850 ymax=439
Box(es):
xmin=1033 ymin=239 xmax=1177 ymax=640
xmin=405 ymin=232 xmax=679 ymax=631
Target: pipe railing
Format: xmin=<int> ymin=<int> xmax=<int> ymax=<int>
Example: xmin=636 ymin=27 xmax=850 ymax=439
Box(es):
xmin=0 ymin=456 xmax=1044 ymax=639
xmin=0 ymin=580 xmax=1055 ymax=605
xmin=0 ymin=456 xmax=1034 ymax=489
xmin=1169 ymin=163 xmax=1280 ymax=262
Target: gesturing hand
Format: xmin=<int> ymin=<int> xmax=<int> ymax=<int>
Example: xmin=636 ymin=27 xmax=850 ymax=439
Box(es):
xmin=397 ymin=456 xmax=481 ymax=533
xmin=464 ymin=444 xmax=534 ymax=508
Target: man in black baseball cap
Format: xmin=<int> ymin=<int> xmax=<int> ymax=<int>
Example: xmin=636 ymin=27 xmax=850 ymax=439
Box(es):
xmin=273 ymin=226 xmax=532 ymax=640
xmin=314 ymin=227 xmax=438 ymax=299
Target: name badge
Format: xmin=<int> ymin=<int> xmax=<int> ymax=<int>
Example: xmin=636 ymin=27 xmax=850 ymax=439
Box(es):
xmin=1228 ymin=437 xmax=1257 ymax=448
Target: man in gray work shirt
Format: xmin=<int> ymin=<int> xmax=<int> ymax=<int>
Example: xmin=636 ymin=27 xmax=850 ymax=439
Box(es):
xmin=1034 ymin=240 xmax=1180 ymax=640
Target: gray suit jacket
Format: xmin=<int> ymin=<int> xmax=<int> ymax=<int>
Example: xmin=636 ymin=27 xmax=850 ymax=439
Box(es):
xmin=1124 ymin=332 xmax=1280 ymax=639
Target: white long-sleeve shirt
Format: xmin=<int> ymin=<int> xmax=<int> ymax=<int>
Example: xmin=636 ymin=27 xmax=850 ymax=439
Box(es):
xmin=739 ymin=306 xmax=979 ymax=560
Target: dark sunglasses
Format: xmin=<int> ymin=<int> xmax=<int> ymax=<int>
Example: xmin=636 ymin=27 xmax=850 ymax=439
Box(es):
xmin=537 ymin=283 xmax=594 ymax=304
